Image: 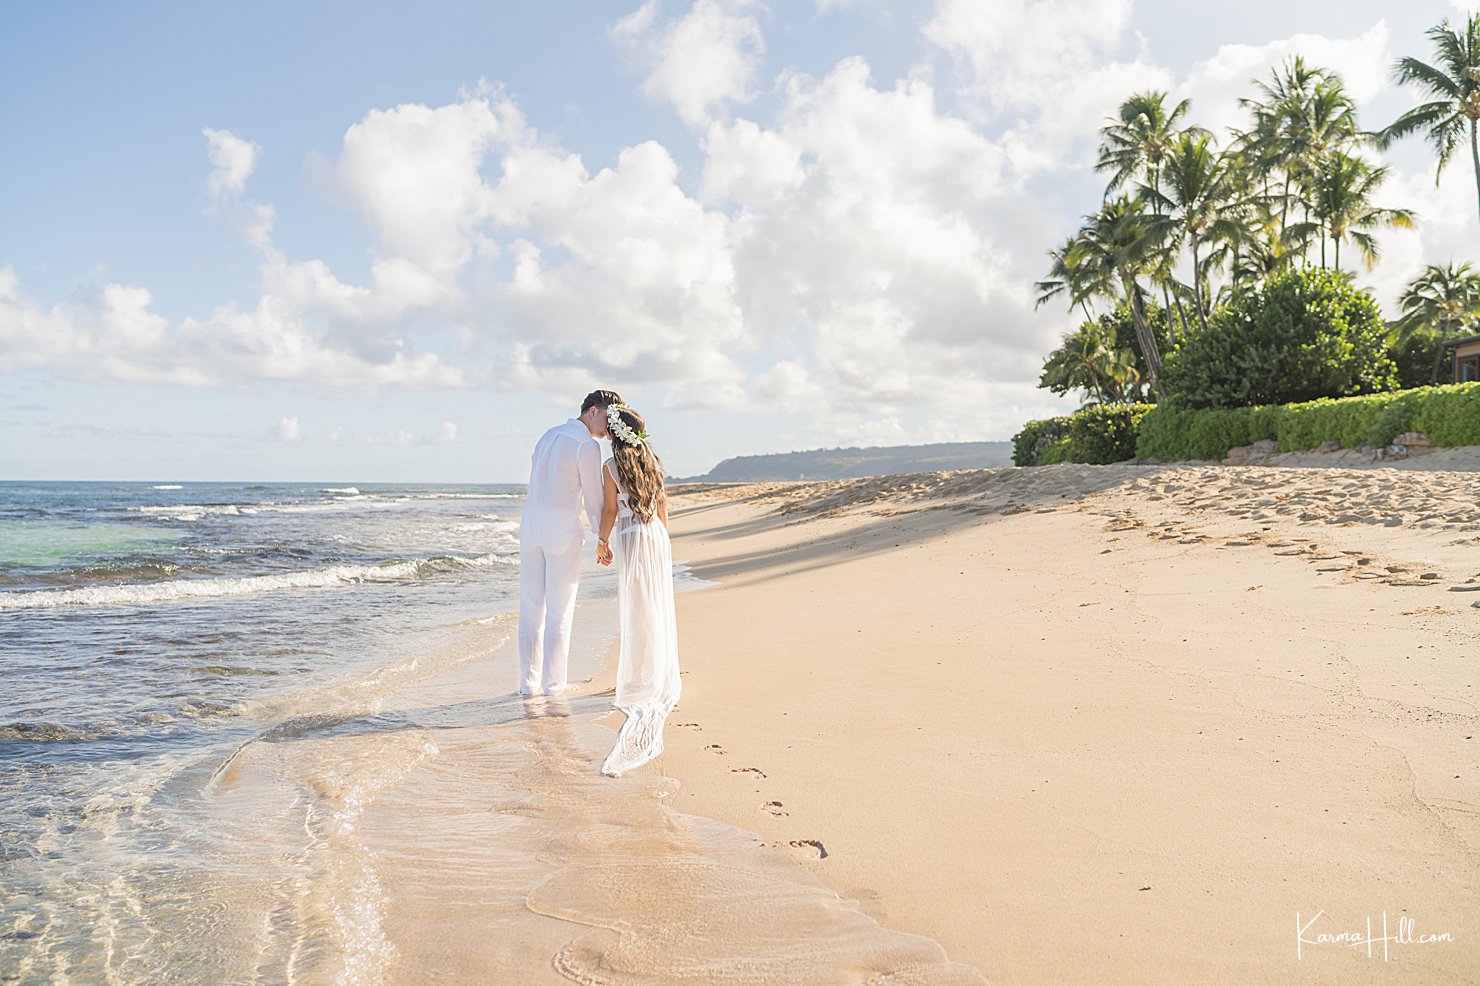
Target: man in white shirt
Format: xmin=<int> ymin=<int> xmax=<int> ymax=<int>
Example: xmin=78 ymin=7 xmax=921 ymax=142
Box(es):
xmin=517 ymin=389 xmax=621 ymax=697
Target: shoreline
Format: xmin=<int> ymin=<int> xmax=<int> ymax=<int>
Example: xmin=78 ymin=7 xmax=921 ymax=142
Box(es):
xmin=207 ymin=563 xmax=986 ymax=981
xmin=649 ymin=462 xmax=1480 ymax=984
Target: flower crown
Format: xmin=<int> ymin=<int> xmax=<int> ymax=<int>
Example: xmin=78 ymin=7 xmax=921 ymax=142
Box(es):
xmin=606 ymin=402 xmax=650 ymax=448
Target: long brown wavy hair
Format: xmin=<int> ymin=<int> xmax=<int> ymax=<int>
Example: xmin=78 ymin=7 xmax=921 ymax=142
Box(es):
xmin=609 ymin=407 xmax=666 ymax=523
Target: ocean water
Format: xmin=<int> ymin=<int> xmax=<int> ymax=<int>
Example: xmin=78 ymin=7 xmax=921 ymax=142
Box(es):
xmin=0 ymin=481 xmax=984 ymax=984
xmin=0 ymin=482 xmax=570 ymax=977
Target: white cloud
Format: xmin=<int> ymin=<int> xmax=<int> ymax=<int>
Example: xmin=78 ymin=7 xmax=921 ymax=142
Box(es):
xmin=203 ymin=128 xmax=261 ymax=199
xmin=925 ymin=0 xmax=1137 ymax=109
xmin=611 ymin=0 xmax=766 ymax=127
xmin=274 ymin=416 xmax=301 ymax=443
xmin=332 ymin=96 xmax=512 ymax=282
xmin=435 ymin=419 xmax=460 ymax=443
xmin=703 ymin=57 xmax=1053 ymax=413
xmin=1173 ymin=23 xmax=1392 ymax=139
xmin=922 ymin=0 xmax=1170 ymax=173
xmin=485 ymin=137 xmax=748 ymax=401
xmin=0 ymin=263 xmax=465 ymax=390
xmin=699 ymin=118 xmax=805 ymax=207
xmin=755 ymin=359 xmax=824 ymax=411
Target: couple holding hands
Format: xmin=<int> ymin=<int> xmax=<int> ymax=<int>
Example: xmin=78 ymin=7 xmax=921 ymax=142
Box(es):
xmin=516 ymin=390 xmax=681 ymax=776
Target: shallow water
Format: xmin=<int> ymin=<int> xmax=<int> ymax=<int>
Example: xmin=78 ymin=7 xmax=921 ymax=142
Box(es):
xmin=0 ymin=481 xmax=983 ymax=983
xmin=0 ymin=481 xmax=561 ymax=980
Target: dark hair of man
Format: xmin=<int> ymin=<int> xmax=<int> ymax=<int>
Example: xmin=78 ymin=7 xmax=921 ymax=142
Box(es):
xmin=581 ymin=390 xmax=623 ymax=414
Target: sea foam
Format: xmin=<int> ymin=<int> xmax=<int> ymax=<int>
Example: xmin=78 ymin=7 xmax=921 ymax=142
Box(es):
xmin=0 ymin=554 xmax=508 ymax=610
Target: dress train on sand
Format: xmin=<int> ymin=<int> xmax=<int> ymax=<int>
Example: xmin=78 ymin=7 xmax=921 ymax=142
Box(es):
xmin=600 ymin=462 xmax=682 ymax=776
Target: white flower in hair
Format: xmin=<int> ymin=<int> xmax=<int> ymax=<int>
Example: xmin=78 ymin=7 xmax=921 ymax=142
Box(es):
xmin=606 ymin=402 xmax=650 ymax=447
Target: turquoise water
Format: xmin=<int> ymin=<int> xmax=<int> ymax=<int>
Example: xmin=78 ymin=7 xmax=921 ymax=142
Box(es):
xmin=0 ymin=517 xmax=183 ymax=566
xmin=0 ymin=480 xmax=613 ymax=978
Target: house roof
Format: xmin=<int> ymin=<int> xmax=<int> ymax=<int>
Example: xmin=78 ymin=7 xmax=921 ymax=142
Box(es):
xmin=1441 ymin=333 xmax=1480 ymax=348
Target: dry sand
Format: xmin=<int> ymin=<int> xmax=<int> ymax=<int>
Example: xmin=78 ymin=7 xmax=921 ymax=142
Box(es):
xmin=598 ymin=460 xmax=1480 ymax=985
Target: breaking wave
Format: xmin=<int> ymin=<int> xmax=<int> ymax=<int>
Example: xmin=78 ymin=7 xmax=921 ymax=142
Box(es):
xmin=128 ymin=504 xmax=256 ymax=521
xmin=0 ymin=554 xmax=511 ymax=611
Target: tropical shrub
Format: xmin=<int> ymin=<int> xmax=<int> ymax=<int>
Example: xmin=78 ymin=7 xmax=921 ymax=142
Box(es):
xmin=1012 ymin=416 xmax=1073 ymax=466
xmin=1035 ymin=436 xmax=1074 ymax=465
xmin=1387 ymin=328 xmax=1443 ymax=389
xmin=1067 ymin=403 xmax=1154 ymax=464
xmin=1159 ymin=268 xmax=1398 ymax=408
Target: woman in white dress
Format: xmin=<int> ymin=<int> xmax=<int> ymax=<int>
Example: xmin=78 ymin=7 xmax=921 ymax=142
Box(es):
xmin=594 ymin=403 xmax=682 ymax=776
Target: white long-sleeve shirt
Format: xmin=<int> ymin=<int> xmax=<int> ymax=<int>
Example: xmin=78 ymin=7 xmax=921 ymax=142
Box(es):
xmin=519 ymin=418 xmax=604 ymax=548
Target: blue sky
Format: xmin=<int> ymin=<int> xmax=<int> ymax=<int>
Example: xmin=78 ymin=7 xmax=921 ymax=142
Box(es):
xmin=1 ymin=0 xmax=1473 ymax=482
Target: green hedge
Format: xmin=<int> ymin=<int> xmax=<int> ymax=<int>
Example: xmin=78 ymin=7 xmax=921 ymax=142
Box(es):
xmin=1035 ymin=435 xmax=1073 ymax=464
xmin=1134 ymin=382 xmax=1480 ymax=461
xmin=1067 ymin=403 xmax=1155 ymax=464
xmin=1012 ymin=404 xmax=1153 ymax=466
xmin=1012 ymin=416 xmax=1072 ymax=466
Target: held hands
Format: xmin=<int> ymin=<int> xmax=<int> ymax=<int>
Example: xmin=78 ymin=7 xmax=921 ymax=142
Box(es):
xmin=596 ymin=541 xmax=614 ymax=566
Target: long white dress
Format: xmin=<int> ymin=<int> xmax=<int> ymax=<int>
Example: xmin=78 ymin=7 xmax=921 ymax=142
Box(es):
xmin=600 ymin=460 xmax=683 ymax=777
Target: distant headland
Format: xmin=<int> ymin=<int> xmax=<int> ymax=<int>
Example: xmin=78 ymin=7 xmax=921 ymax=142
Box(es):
xmin=676 ymin=441 xmax=1014 ymax=483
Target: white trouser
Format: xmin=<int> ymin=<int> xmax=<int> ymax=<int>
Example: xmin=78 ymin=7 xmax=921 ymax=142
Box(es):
xmin=517 ymin=539 xmax=584 ymax=695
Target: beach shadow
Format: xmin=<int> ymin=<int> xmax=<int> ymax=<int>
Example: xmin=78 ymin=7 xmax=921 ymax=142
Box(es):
xmin=672 ymin=465 xmax=1172 ymax=587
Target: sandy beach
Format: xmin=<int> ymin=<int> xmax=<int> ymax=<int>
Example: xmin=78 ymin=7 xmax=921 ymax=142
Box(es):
xmin=617 ymin=460 xmax=1480 ymax=984
xmin=45 ymin=463 xmax=1474 ymax=983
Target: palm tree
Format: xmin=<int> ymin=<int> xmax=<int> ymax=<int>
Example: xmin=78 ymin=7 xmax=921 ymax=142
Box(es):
xmin=1396 ymin=262 xmax=1480 ymax=381
xmin=1096 ymin=92 xmax=1205 ymax=342
xmin=1038 ymin=319 xmax=1140 ymax=404
xmin=1222 ymin=230 xmax=1294 ymax=287
xmin=1236 ymin=59 xmax=1359 ymax=223
xmin=1034 ymin=235 xmax=1096 ymax=322
xmin=1294 ymin=150 xmax=1416 ymax=271
xmin=1401 ymin=261 xmax=1480 ymax=335
xmin=1065 ymin=197 xmax=1166 ymax=397
xmin=1096 ymin=92 xmax=1201 ymax=194
xmin=1378 ymin=14 xmax=1480 ymax=225
xmin=1139 ymin=132 xmax=1252 ymax=333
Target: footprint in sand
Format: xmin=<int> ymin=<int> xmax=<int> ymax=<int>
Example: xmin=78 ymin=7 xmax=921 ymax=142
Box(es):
xmin=705 ymin=744 xmax=726 ymax=755
xmin=732 ymin=766 xmax=767 ymax=778
xmin=760 ymin=800 xmax=789 ymax=816
xmin=672 ymin=722 xmax=702 ymax=730
xmin=788 ymin=839 xmax=828 ymax=859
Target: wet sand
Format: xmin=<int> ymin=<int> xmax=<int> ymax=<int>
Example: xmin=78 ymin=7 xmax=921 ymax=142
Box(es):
xmin=211 ymin=604 xmax=984 ymax=983
xmin=644 ymin=462 xmax=1480 ymax=985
